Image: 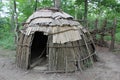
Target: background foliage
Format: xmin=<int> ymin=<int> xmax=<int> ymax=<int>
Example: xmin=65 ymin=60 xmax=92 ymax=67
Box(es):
xmin=0 ymin=0 xmax=120 ymax=49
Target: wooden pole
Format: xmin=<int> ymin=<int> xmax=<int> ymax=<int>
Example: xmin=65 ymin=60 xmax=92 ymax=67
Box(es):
xmin=35 ymin=0 xmax=38 ymax=11
xmin=94 ymin=19 xmax=98 ymax=30
xmin=100 ymin=19 xmax=107 ymax=47
xmin=84 ymin=0 xmax=88 ymax=27
xmin=54 ymin=0 xmax=61 ymax=9
xmin=13 ymin=0 xmax=19 ymax=44
xmin=93 ymin=19 xmax=98 ymax=42
xmin=109 ymin=18 xmax=117 ymax=51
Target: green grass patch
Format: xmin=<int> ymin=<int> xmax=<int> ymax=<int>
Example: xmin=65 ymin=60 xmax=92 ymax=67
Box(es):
xmin=115 ymin=32 xmax=120 ymax=42
xmin=0 ymin=32 xmax=15 ymax=50
xmin=104 ymin=36 xmax=111 ymax=41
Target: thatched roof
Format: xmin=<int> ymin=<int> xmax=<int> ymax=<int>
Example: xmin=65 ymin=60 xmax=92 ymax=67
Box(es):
xmin=21 ymin=8 xmax=88 ymax=43
xmin=23 ymin=8 xmax=80 ymax=26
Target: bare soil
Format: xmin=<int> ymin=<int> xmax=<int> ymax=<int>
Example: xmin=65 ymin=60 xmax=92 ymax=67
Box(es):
xmin=0 ymin=46 xmax=120 ymax=80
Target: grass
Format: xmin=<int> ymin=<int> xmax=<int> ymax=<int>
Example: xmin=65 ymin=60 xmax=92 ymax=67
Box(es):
xmin=0 ymin=32 xmax=15 ymax=50
xmin=115 ymin=32 xmax=120 ymax=43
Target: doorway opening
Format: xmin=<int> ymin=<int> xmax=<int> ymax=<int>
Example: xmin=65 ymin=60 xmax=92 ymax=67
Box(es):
xmin=30 ymin=31 xmax=48 ymax=68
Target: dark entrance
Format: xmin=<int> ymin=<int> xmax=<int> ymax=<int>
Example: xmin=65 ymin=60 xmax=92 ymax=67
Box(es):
xmin=31 ymin=32 xmax=48 ymax=66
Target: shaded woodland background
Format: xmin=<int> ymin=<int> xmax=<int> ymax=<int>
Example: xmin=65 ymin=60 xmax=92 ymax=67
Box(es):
xmin=0 ymin=0 xmax=120 ymax=49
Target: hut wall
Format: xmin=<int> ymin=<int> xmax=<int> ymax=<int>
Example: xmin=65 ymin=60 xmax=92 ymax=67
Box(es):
xmin=16 ymin=32 xmax=96 ymax=72
xmin=16 ymin=33 xmax=33 ymax=69
xmin=48 ymin=32 xmax=95 ymax=72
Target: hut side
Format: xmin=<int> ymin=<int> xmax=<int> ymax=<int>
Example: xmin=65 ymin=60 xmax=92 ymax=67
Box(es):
xmin=16 ymin=8 xmax=97 ymax=72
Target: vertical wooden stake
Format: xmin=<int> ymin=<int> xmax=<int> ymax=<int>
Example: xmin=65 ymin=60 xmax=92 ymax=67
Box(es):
xmin=109 ymin=18 xmax=117 ymax=51
xmin=94 ymin=19 xmax=98 ymax=41
xmin=65 ymin=56 xmax=68 ymax=73
xmin=13 ymin=0 xmax=19 ymax=44
xmin=100 ymin=19 xmax=107 ymax=46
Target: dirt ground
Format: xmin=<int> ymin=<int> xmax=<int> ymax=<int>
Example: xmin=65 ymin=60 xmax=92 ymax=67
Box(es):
xmin=0 ymin=46 xmax=120 ymax=80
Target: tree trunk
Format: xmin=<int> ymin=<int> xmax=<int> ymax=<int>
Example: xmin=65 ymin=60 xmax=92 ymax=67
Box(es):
xmin=11 ymin=12 xmax=15 ymax=32
xmin=28 ymin=0 xmax=32 ymax=3
xmin=13 ymin=0 xmax=19 ymax=44
xmin=35 ymin=0 xmax=38 ymax=11
xmin=84 ymin=0 xmax=88 ymax=27
xmin=54 ymin=0 xmax=61 ymax=9
xmin=109 ymin=18 xmax=117 ymax=51
xmin=75 ymin=7 xmax=78 ymax=20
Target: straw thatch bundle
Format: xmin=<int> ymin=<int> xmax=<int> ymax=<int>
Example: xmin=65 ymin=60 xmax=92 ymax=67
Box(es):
xmin=16 ymin=8 xmax=97 ymax=72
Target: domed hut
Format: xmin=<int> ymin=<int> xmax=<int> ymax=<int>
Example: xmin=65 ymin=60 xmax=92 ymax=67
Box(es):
xmin=16 ymin=8 xmax=96 ymax=72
